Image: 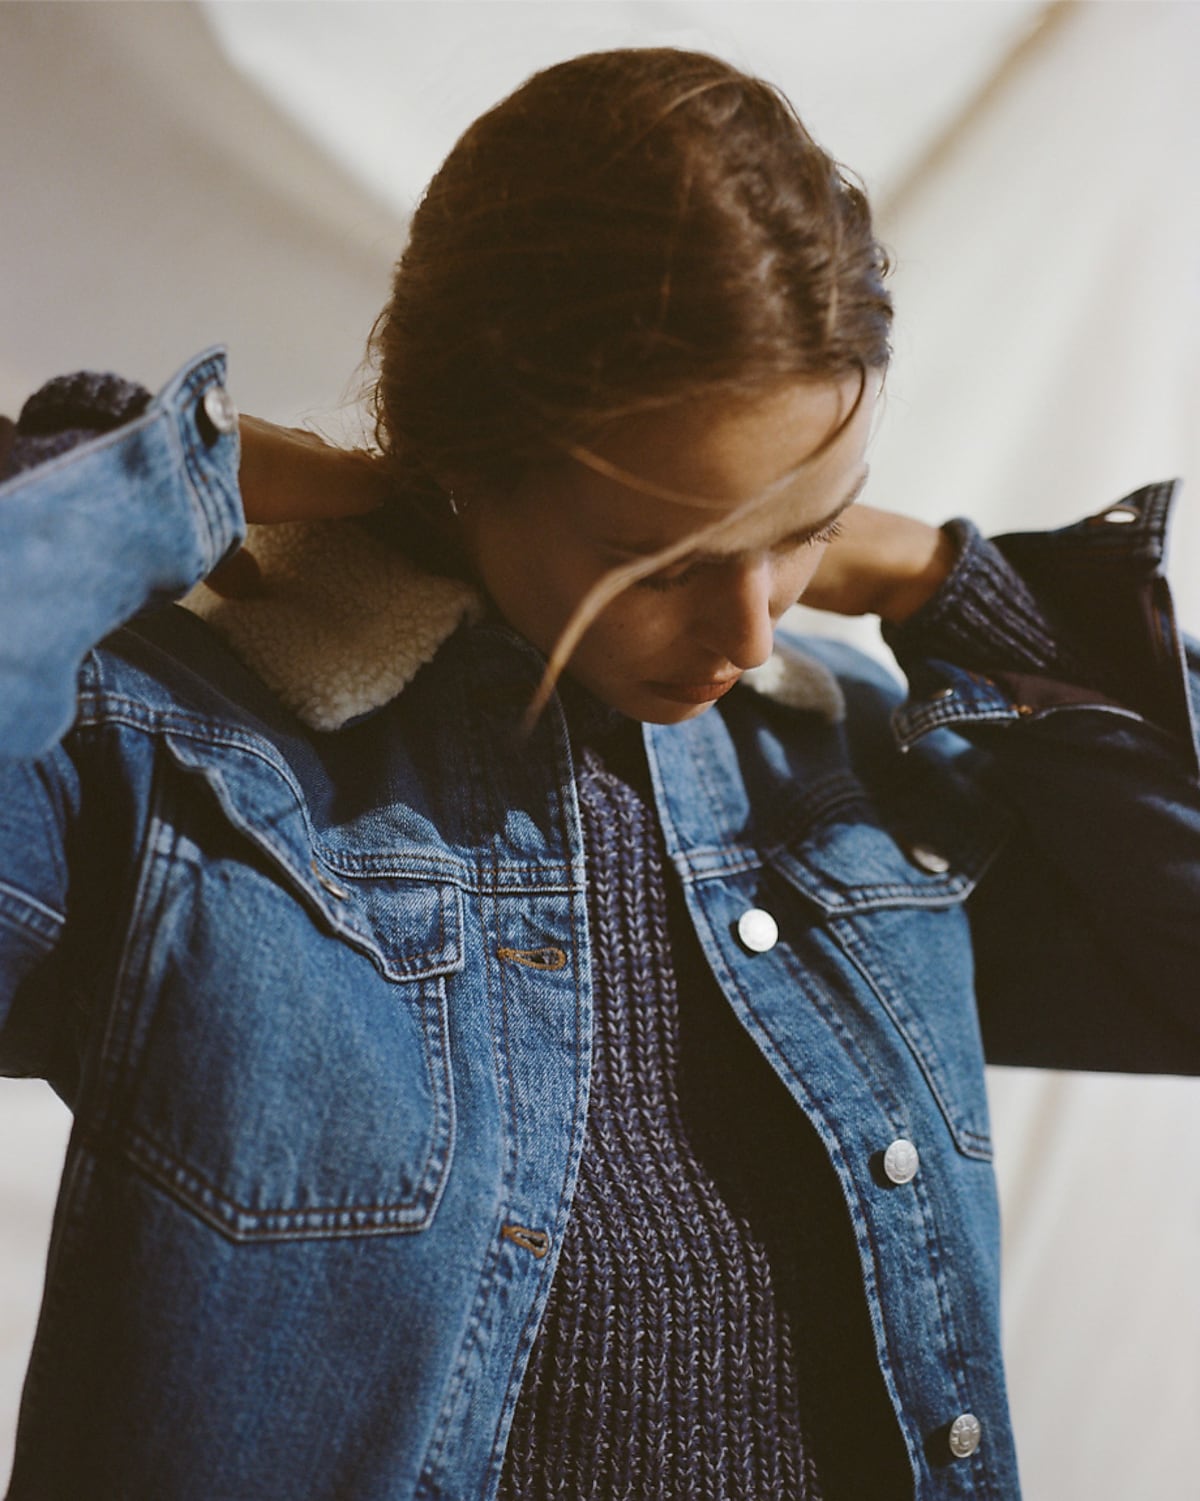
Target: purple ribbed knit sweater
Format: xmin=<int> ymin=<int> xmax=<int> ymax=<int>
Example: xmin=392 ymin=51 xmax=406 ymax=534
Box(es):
xmin=497 ymin=708 xmax=910 ymax=1500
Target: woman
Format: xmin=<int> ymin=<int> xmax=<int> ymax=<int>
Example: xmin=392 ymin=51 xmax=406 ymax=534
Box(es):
xmin=1 ymin=47 xmax=1197 ymax=1501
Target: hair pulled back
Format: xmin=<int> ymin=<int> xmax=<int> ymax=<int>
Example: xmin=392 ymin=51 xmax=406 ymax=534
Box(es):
xmin=371 ymin=47 xmax=892 ymax=524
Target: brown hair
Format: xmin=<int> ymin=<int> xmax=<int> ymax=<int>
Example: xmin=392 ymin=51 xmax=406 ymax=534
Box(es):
xmin=369 ymin=46 xmax=891 ymax=541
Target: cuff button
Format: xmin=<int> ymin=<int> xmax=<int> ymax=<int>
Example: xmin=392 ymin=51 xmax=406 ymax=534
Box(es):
xmin=948 ymin=1412 xmax=983 ymax=1459
xmin=907 ymin=843 xmax=950 ymax=875
xmin=201 ymin=384 xmax=239 ymax=437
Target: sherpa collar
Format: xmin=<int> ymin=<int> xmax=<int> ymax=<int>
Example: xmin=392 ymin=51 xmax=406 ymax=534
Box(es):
xmin=183 ymin=519 xmax=845 ymax=731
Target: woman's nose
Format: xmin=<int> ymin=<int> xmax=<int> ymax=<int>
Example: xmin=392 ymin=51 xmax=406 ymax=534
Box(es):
xmin=695 ymin=558 xmax=778 ymax=671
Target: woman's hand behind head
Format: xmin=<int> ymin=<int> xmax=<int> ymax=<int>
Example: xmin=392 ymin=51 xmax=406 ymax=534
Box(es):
xmin=237 ymin=415 xmax=390 ymax=526
xmin=207 ymin=415 xmax=392 ymax=599
xmin=800 ymin=503 xmax=957 ymax=624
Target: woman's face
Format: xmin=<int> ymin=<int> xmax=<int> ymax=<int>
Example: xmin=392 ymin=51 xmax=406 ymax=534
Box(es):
xmin=459 ymin=375 xmax=879 ymax=723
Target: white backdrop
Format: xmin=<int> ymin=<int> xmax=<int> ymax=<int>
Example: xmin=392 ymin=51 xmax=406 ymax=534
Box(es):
xmin=2 ymin=4 xmax=1198 ymax=1497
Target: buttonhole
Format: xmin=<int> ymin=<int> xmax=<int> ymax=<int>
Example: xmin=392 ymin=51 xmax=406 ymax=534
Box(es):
xmin=497 ymin=946 xmax=567 ymax=971
xmin=501 ymin=1224 xmax=551 ymax=1258
xmin=310 ymin=859 xmax=350 ymax=900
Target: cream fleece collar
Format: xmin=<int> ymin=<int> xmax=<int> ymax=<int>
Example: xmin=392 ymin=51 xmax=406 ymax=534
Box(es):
xmin=183 ymin=519 xmax=845 ymax=731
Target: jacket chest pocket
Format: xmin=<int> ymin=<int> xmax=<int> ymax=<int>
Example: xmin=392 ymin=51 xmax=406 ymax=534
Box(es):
xmin=770 ymin=781 xmax=1008 ymax=1160
xmin=110 ymin=737 xmax=462 ymax=1242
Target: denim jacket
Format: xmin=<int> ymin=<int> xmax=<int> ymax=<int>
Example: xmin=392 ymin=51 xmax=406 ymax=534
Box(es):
xmin=1 ymin=349 xmax=1198 ymax=1501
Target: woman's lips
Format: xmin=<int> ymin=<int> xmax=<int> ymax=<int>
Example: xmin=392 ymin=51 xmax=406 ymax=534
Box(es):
xmin=645 ymin=676 xmax=741 ymax=705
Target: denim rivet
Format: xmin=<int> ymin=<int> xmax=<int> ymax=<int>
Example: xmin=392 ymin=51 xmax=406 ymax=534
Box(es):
xmin=736 ymin=908 xmax=778 ymax=954
xmin=201 ymin=384 xmax=238 ymax=436
xmin=948 ymin=1412 xmax=982 ymax=1458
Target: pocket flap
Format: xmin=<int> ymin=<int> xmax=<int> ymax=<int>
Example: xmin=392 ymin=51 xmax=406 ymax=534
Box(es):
xmin=768 ymin=768 xmax=1009 ymax=916
xmin=163 ymin=732 xmax=463 ymax=980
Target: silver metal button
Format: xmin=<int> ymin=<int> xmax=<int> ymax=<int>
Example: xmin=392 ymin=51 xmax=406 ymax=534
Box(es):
xmin=736 ymin=908 xmax=778 ymax=954
xmin=948 ymin=1412 xmax=982 ymax=1459
xmin=883 ymin=1138 xmax=920 ymax=1184
xmin=907 ymin=843 xmax=950 ymax=875
xmin=931 ymin=687 xmax=956 ymax=702
xmin=1101 ymin=506 xmax=1138 ymax=525
xmin=202 ymin=384 xmax=238 ymax=435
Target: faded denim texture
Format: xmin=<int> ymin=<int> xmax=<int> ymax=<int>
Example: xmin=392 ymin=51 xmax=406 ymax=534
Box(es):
xmin=1 ymin=350 xmax=1198 ymax=1500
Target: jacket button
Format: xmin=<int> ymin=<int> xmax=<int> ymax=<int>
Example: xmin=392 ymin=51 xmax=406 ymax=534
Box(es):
xmin=948 ymin=1412 xmax=982 ymax=1458
xmin=736 ymin=908 xmax=778 ymax=954
xmin=202 ymin=384 xmax=238 ymax=435
xmin=907 ymin=843 xmax=950 ymax=875
xmin=1100 ymin=506 xmax=1138 ymax=524
xmin=883 ymin=1138 xmax=920 ymax=1184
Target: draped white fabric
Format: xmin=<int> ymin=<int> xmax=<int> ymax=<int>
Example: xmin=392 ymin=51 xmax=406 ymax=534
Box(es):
xmin=1 ymin=4 xmax=1197 ymax=1496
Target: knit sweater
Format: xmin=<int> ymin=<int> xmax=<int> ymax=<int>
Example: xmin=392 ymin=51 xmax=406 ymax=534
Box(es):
xmin=496 ymin=705 xmax=911 ymax=1501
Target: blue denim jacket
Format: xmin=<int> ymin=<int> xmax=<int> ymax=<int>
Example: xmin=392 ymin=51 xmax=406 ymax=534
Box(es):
xmin=2 ymin=349 xmax=1198 ymax=1501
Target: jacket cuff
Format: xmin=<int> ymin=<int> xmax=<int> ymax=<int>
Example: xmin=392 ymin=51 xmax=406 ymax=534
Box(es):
xmin=882 ymin=516 xmax=1101 ymax=691
xmin=882 ymin=482 xmax=1198 ymax=772
xmin=156 ymin=347 xmax=246 ymax=577
xmin=0 ymin=348 xmax=245 ymax=759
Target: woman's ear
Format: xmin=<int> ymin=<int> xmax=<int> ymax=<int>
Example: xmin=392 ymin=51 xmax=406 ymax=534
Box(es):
xmin=426 ymin=464 xmax=488 ymax=516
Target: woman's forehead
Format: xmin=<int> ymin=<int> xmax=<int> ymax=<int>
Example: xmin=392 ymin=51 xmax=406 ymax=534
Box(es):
xmin=579 ymin=376 xmax=874 ymax=504
xmin=556 ymin=377 xmax=878 ymax=553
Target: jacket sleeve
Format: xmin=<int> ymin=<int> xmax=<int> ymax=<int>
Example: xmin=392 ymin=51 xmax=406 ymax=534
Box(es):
xmin=0 ymin=347 xmax=244 ymax=1083
xmin=0 ymin=346 xmax=244 ymax=761
xmin=881 ymin=481 xmax=1200 ymax=1075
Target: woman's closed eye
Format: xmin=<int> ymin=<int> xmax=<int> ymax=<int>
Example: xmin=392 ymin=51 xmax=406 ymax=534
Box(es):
xmin=634 ymin=516 xmax=847 ymax=592
xmin=634 ymin=558 xmax=707 ymax=592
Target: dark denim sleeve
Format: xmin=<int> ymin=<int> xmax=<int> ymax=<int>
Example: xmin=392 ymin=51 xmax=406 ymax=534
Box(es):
xmin=0 ymin=347 xmax=244 ymax=761
xmin=882 ymin=482 xmax=1200 ymax=1074
xmin=882 ymin=481 xmax=1196 ymax=768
